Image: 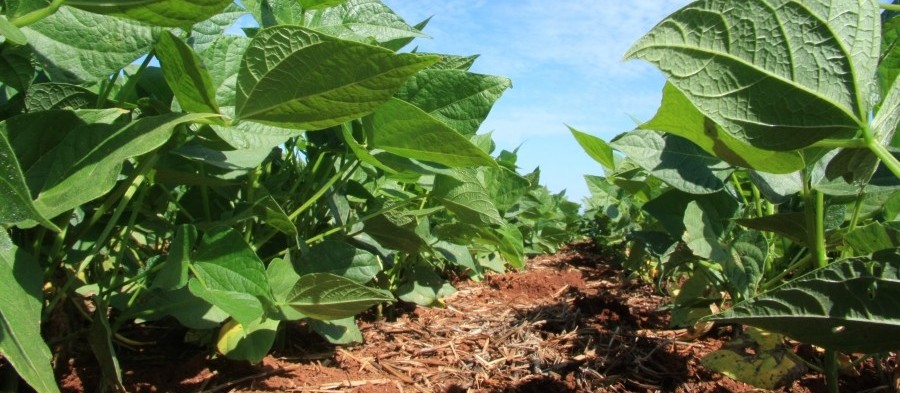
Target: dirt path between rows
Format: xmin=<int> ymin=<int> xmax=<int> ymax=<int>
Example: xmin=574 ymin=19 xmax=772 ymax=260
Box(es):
xmin=58 ymin=242 xmax=894 ymax=392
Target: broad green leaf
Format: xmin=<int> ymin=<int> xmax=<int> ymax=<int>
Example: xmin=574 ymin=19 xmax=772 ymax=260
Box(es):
xmin=482 ymin=166 xmax=530 ymax=212
xmin=0 ymin=231 xmax=59 ymax=393
xmin=728 ymin=230 xmax=767 ymax=300
xmin=303 ymin=0 xmax=426 ymax=45
xmin=0 ymin=44 xmax=34 ymax=92
xmin=570 ymin=126 xmax=616 ymax=170
xmin=235 ymin=26 xmax=438 ymax=129
xmin=433 ymin=168 xmax=504 ymax=226
xmin=363 ymin=211 xmax=428 ymax=253
xmin=240 ymin=0 xmax=302 ymax=26
xmin=18 ymin=112 xmax=218 ymax=220
xmin=736 ymin=213 xmax=808 ymax=245
xmin=0 ymin=130 xmax=57 ymax=230
xmin=299 ymin=0 xmax=348 ymax=11
xmin=0 ymin=16 xmax=27 ymax=46
xmin=382 ymin=16 xmax=429 ymax=51
xmin=188 ymin=3 xmax=246 ymax=52
xmin=625 ymin=0 xmax=878 ymax=150
xmin=173 ymin=142 xmax=274 ymax=170
xmin=70 ymin=0 xmax=233 ymax=28
xmin=845 ymin=222 xmax=900 ymax=255
xmin=706 ymin=251 xmax=900 ymax=353
xmin=364 ymin=98 xmax=495 ymax=167
xmin=87 ymin=311 xmax=125 ymax=391
xmin=298 ymin=241 xmax=380 ymax=284
xmin=25 ymin=83 xmax=100 ymax=111
xmin=188 ymin=228 xmax=272 ymax=325
xmin=434 ymin=242 xmax=481 ymax=279
xmin=682 ymin=201 xmax=730 ymax=262
xmin=643 ymin=189 xmax=739 ymax=239
xmin=133 ymin=287 xmax=228 ymax=330
xmin=156 ymin=31 xmax=220 ymax=114
xmin=395 ymin=69 xmax=511 ymax=136
xmin=426 ymin=54 xmax=479 ymax=71
xmin=492 ymin=223 xmax=525 ymax=269
xmin=641 ymin=83 xmax=804 ymax=173
xmin=879 ymin=14 xmax=900 ymax=99
xmin=397 ymin=262 xmax=456 ymax=307
xmin=265 ymin=256 xmax=305 ymax=321
xmin=3 ymin=0 xmax=50 ymax=19
xmin=22 ymin=7 xmax=159 ymax=83
xmin=748 ymin=171 xmax=803 ymax=205
xmin=308 ymin=317 xmax=362 ymax=345
xmin=216 ymin=318 xmax=279 ymax=364
xmin=611 ymin=130 xmax=733 ymax=194
xmin=152 ymin=224 xmax=197 ymax=290
xmin=285 ymin=273 xmax=393 ymax=320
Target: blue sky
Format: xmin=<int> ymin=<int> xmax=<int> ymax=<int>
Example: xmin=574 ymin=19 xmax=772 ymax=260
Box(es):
xmin=380 ymin=1 xmax=690 ymax=203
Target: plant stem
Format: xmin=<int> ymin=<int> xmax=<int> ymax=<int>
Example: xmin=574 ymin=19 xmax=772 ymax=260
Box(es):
xmin=814 ymin=190 xmax=827 ymax=268
xmin=802 ymin=172 xmax=827 ymax=269
xmin=10 ymin=0 xmax=65 ymax=27
xmin=116 ymin=50 xmax=155 ymax=106
xmin=824 ymin=350 xmax=840 ymax=393
xmin=863 ymin=126 xmax=900 ymax=179
xmin=881 ymin=4 xmax=900 ymax=11
xmin=288 ymin=161 xmax=353 ymax=221
xmin=761 ymin=252 xmax=812 ymax=290
xmin=730 ymin=173 xmax=750 ymax=206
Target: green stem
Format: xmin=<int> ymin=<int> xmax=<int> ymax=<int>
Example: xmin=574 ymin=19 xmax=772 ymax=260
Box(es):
xmin=730 ymin=173 xmax=750 ymax=206
xmin=814 ymin=190 xmax=827 ymax=268
xmin=863 ymin=125 xmax=900 ymax=179
xmin=44 ymin=163 xmax=150 ymax=318
xmin=881 ymin=4 xmax=900 ymax=11
xmin=810 ymin=139 xmax=868 ymax=149
xmin=761 ymin=252 xmax=812 ymax=290
xmin=10 ymin=0 xmax=65 ymax=27
xmin=116 ymin=50 xmax=155 ymax=106
xmin=824 ymin=350 xmax=840 ymax=393
xmin=96 ymin=72 xmax=120 ymax=108
xmin=802 ymin=172 xmax=828 ymax=269
xmin=199 ymin=164 xmax=212 ymax=222
xmin=288 ymin=161 xmax=353 ymax=221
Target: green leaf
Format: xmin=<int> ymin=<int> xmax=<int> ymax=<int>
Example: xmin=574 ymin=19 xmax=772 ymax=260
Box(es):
xmin=0 ymin=231 xmax=60 ymax=393
xmin=879 ymin=14 xmax=900 ymax=99
xmin=611 ymin=130 xmax=733 ymax=194
xmin=434 ymin=241 xmax=481 ymax=280
xmin=701 ymin=328 xmax=805 ymax=390
xmin=706 ymin=251 xmax=900 ymax=353
xmin=397 ymin=262 xmax=456 ymax=307
xmin=395 ymin=69 xmax=511 ymax=136
xmin=188 ymin=228 xmax=272 ymax=326
xmin=132 ymin=287 xmax=228 ymax=330
xmin=0 ymin=43 xmax=34 ymax=92
xmin=643 ymin=189 xmax=739 ymax=239
xmin=748 ymin=171 xmax=803 ymax=205
xmin=308 ymin=317 xmax=362 ymax=345
xmin=736 ymin=213 xmax=808 ymax=245
xmin=433 ymin=168 xmax=504 ymax=226
xmin=364 ymin=98 xmax=495 ymax=167
xmin=570 ymin=126 xmax=616 ymax=170
xmin=87 ymin=311 xmax=125 ymax=391
xmin=682 ymin=201 xmax=730 ymax=262
xmin=14 ymin=112 xmax=217 ymax=220
xmin=172 ymin=142 xmax=274 ymax=171
xmin=70 ymin=0 xmax=233 ymax=28
xmin=363 ymin=211 xmax=428 ymax=254
xmin=625 ymin=0 xmax=878 ymax=150
xmin=25 ymin=83 xmax=100 ymax=111
xmin=303 ymin=0 xmax=426 ymax=45
xmin=188 ymin=3 xmax=246 ymax=52
xmin=482 ymin=166 xmax=530 ymax=212
xmin=216 ymin=317 xmax=279 ymax=364
xmin=22 ymin=6 xmax=159 ymax=83
xmin=845 ymin=222 xmax=900 ymax=255
xmin=152 ymin=224 xmax=197 ymax=290
xmin=299 ymin=0 xmax=348 ymax=10
xmin=284 ymin=273 xmax=393 ymax=320
xmin=0 ymin=16 xmax=27 ymax=45
xmin=235 ymin=26 xmax=438 ymax=129
xmin=298 ymin=240 xmax=380 ymax=284
xmin=727 ymin=230 xmax=767 ymax=300
xmin=641 ymin=83 xmax=805 ymax=173
xmin=156 ymin=31 xmax=220 ymax=114
xmin=0 ymin=130 xmax=57 ymax=230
